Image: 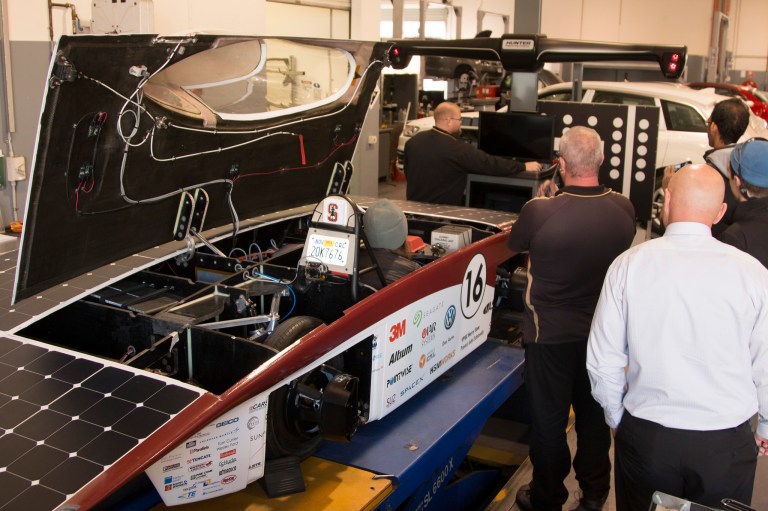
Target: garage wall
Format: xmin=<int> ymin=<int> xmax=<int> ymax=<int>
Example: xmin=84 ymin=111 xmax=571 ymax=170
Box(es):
xmin=0 ymin=0 xmax=766 ymax=227
xmin=541 ymin=0 xmax=767 ymax=77
xmin=263 ymin=3 xmax=349 ymax=39
xmin=730 ymin=0 xmax=768 ymax=72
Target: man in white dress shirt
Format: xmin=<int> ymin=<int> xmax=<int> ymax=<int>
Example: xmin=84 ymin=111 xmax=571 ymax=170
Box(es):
xmin=587 ymin=164 xmax=768 ymax=511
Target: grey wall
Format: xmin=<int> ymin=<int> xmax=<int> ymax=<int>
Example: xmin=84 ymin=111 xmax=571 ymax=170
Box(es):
xmin=0 ymin=41 xmax=51 ymax=229
xmin=514 ymin=0 xmax=541 ymax=33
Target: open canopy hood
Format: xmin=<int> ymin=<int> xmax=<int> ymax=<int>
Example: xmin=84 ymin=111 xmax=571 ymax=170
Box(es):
xmin=15 ymin=34 xmax=387 ymax=302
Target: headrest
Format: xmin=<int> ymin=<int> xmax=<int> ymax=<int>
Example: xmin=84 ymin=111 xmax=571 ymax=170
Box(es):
xmin=364 ymin=199 xmax=408 ymax=250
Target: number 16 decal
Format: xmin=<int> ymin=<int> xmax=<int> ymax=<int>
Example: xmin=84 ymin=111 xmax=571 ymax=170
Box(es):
xmin=461 ymin=253 xmax=487 ymax=319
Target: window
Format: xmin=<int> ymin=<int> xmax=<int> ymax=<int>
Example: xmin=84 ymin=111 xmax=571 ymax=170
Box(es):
xmin=660 ymin=100 xmax=707 ymax=132
xmin=714 ymin=87 xmax=740 ymax=98
xmin=143 ymin=38 xmax=355 ymax=122
xmin=591 ymin=90 xmax=655 ymax=107
xmin=538 ymin=91 xmax=575 ymax=102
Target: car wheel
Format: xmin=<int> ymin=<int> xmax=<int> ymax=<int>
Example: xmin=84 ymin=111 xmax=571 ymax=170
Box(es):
xmin=650 ymin=181 xmax=666 ymax=237
xmin=264 ymin=316 xmax=344 ymax=459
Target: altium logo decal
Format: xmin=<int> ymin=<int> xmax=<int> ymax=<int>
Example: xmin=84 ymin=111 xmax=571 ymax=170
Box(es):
xmin=389 ymin=344 xmax=413 ymax=365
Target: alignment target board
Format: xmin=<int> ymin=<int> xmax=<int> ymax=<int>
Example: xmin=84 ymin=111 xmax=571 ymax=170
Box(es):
xmin=539 ymin=102 xmax=660 ymax=221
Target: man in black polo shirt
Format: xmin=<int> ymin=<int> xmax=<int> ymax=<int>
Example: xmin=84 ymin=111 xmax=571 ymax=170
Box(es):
xmin=403 ymin=101 xmax=541 ymax=206
xmin=509 ymin=126 xmax=635 ymax=511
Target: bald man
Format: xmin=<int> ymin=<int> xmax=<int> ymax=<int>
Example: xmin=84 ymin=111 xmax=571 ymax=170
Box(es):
xmin=404 ymin=102 xmax=541 ymax=205
xmin=587 ymin=164 xmax=768 ymax=510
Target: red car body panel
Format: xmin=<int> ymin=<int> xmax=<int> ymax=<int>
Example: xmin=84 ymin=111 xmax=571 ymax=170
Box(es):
xmin=687 ymin=82 xmax=768 ymax=122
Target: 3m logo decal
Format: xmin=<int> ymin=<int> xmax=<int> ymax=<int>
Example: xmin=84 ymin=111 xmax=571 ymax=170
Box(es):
xmin=389 ymin=319 xmax=406 ymax=342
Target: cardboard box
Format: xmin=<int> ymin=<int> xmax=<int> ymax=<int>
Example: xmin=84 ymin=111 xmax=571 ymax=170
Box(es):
xmin=430 ymin=225 xmax=472 ymax=254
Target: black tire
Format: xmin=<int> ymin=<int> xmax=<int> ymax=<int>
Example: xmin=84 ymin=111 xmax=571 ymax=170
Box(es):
xmin=651 ymin=170 xmax=667 ymax=237
xmin=651 ymin=184 xmax=666 ymax=236
xmin=264 ymin=316 xmax=343 ymax=459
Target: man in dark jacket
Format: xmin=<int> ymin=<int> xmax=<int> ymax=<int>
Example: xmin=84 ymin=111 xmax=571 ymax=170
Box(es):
xmin=718 ymin=137 xmax=768 ymax=268
xmin=404 ymin=102 xmax=541 ymax=205
xmin=703 ymin=98 xmax=750 ymax=235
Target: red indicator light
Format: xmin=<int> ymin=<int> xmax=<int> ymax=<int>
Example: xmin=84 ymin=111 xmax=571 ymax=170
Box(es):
xmin=669 ymin=62 xmax=678 ymax=72
xmin=671 ymin=53 xmax=679 ymax=62
xmin=393 ymin=48 xmax=400 ymax=56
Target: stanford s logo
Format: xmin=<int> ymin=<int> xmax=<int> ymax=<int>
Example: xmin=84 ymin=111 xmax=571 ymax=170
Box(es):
xmin=326 ymin=202 xmax=338 ymax=223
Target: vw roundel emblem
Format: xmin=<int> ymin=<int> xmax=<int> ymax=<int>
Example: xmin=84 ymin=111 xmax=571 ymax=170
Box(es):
xmin=444 ymin=305 xmax=457 ymax=330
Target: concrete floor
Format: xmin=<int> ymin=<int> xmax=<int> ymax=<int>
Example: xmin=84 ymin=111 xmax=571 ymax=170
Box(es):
xmin=376 ymin=179 xmax=768 ymax=510
xmin=483 ymin=422 xmax=768 ymax=511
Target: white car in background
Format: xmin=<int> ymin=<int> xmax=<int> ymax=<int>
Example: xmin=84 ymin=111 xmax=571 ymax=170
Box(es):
xmin=397 ymin=81 xmax=768 ymax=173
xmin=537 ymin=81 xmax=768 ymax=168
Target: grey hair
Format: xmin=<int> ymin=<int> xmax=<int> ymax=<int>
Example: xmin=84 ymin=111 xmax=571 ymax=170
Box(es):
xmin=559 ymin=126 xmax=603 ymax=177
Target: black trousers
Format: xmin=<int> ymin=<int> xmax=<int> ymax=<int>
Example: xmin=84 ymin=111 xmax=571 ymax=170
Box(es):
xmin=615 ymin=412 xmax=758 ymax=511
xmin=524 ymin=341 xmax=611 ymax=510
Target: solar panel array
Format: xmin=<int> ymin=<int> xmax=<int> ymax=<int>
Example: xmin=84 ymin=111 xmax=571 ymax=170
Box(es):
xmin=0 ymin=336 xmax=202 ymax=510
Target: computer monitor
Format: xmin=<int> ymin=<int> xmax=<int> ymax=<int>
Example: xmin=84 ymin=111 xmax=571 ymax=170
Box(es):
xmin=478 ymin=111 xmax=555 ymax=162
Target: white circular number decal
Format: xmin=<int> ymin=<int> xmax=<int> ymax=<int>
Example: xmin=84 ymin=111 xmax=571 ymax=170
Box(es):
xmin=461 ymin=253 xmax=487 ymax=319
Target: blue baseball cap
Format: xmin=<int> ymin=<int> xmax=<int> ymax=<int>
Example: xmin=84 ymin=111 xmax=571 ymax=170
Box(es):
xmin=730 ymin=138 xmax=768 ymax=188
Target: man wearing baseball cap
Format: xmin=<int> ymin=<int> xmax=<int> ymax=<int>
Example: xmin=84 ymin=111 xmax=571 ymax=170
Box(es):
xmin=719 ymin=137 xmax=768 ymax=268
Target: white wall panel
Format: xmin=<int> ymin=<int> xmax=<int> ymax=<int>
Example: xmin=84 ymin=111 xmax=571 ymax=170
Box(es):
xmin=731 ymin=0 xmax=768 ymax=71
xmin=453 ymin=0 xmax=515 ymax=39
xmin=616 ymin=0 xmax=710 ymax=54
xmin=154 ymin=0 xmax=266 ymax=36
xmin=541 ymin=0 xmax=583 ymax=39
xmin=582 ymin=0 xmax=620 ymax=41
xmin=264 ymin=3 xmax=332 ymax=37
xmin=8 ymin=0 xmax=92 ymax=41
xmin=351 ymin=0 xmax=379 ymax=40
xmin=332 ymin=9 xmax=350 ymax=39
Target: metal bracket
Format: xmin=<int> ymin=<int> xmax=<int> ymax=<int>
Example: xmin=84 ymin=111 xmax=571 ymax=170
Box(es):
xmin=173 ymin=188 xmax=209 ymax=241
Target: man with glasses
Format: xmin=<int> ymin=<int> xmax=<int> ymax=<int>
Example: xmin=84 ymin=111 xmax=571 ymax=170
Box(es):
xmin=404 ymin=101 xmax=541 ymax=205
xmin=718 ymin=138 xmax=768 ymax=268
xmin=703 ymin=98 xmax=750 ymax=235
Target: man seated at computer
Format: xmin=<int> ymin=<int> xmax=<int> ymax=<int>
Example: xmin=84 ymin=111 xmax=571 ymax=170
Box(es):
xmin=358 ymin=199 xmax=422 ymax=289
xmin=404 ymin=102 xmax=542 ymax=206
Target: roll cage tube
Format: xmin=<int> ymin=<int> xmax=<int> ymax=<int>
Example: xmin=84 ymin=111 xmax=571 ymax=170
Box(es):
xmin=387 ymin=34 xmax=687 ymax=80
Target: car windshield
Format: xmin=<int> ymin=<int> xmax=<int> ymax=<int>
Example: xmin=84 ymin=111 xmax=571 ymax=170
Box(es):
xmin=538 ymin=90 xmax=573 ymax=102
xmin=143 ymin=38 xmax=355 ymax=122
xmin=591 ymin=90 xmax=656 ymax=106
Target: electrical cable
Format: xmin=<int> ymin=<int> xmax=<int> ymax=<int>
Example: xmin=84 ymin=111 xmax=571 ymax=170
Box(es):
xmin=248 ymin=242 xmax=264 ymax=262
xmin=228 ymin=247 xmax=248 ymax=259
xmin=64 ymin=46 xmax=381 ymax=214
